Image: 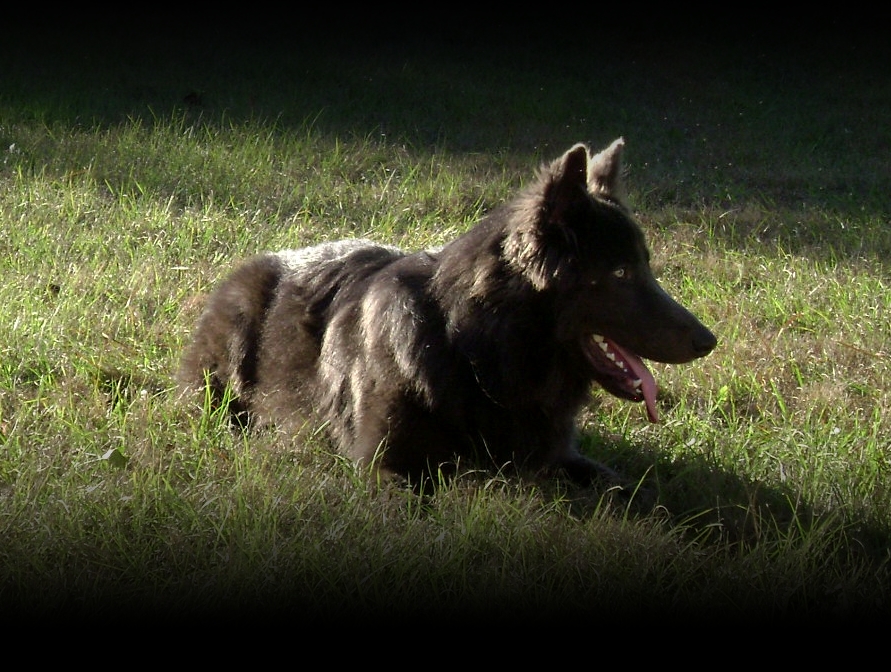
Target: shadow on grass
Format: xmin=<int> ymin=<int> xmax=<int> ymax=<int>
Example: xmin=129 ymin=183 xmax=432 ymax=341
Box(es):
xmin=566 ymin=426 xmax=891 ymax=576
xmin=97 ymin=361 xmax=891 ymax=570
xmin=10 ymin=364 xmax=890 ymax=622
xmin=3 ymin=21 xmax=889 ymax=234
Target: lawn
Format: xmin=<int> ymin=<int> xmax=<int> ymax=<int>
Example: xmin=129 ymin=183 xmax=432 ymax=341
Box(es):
xmin=1 ymin=21 xmax=889 ymax=622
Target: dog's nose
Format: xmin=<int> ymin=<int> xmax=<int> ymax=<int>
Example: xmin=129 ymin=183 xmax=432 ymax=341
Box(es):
xmin=693 ymin=329 xmax=718 ymax=357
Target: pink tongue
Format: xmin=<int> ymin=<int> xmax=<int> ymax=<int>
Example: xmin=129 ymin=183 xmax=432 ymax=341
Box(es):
xmin=610 ymin=342 xmax=659 ymax=423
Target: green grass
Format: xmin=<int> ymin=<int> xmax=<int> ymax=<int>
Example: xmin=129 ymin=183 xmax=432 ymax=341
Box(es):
xmin=1 ymin=26 xmax=890 ymax=622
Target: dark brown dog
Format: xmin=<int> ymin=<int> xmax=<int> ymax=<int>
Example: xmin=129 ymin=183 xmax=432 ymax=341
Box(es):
xmin=179 ymin=139 xmax=716 ymax=485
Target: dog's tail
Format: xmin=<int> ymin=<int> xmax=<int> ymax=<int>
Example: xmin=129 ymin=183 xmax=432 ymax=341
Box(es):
xmin=177 ymin=254 xmax=285 ymax=426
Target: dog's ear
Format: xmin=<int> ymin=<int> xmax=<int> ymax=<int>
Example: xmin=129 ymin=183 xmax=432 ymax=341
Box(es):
xmin=503 ymin=145 xmax=591 ymax=291
xmin=587 ymin=137 xmax=626 ymax=204
xmin=558 ymin=143 xmax=590 ymax=186
xmin=544 ymin=143 xmax=590 ymax=224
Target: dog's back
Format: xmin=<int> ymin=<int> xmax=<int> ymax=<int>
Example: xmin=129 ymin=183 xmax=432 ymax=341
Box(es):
xmin=178 ymin=239 xmax=405 ymax=428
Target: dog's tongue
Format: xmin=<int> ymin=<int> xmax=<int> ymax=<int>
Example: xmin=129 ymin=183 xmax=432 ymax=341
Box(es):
xmin=611 ymin=341 xmax=659 ymax=423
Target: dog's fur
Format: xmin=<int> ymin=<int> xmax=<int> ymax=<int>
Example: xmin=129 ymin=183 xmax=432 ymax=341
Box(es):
xmin=178 ymin=139 xmax=716 ymax=486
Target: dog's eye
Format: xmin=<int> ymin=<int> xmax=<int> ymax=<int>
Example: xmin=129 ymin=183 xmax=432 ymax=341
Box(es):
xmin=613 ymin=266 xmax=630 ymax=279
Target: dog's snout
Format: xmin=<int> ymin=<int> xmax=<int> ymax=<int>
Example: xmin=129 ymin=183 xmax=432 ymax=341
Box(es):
xmin=693 ymin=328 xmax=718 ymax=357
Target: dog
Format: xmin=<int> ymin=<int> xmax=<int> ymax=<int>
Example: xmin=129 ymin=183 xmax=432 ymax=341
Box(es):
xmin=178 ymin=138 xmax=716 ymax=486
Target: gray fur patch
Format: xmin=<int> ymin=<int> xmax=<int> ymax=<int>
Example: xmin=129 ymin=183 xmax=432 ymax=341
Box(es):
xmin=275 ymin=239 xmax=404 ymax=276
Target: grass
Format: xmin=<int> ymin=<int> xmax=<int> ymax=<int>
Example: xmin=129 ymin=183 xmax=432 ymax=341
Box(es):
xmin=1 ymin=23 xmax=890 ymax=622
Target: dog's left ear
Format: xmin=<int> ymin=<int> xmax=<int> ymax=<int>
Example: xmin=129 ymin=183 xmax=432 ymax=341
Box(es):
xmin=506 ymin=144 xmax=592 ymax=291
xmin=544 ymin=143 xmax=590 ymax=224
xmin=587 ymin=137 xmax=626 ymax=204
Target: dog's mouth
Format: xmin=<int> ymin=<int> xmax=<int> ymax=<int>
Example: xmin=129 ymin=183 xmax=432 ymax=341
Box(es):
xmin=584 ymin=334 xmax=659 ymax=423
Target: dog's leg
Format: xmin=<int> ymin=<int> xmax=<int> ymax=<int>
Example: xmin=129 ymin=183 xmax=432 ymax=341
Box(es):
xmin=555 ymin=452 xmax=622 ymax=487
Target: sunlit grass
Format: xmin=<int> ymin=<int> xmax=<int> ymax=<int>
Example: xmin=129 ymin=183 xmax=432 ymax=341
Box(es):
xmin=1 ymin=33 xmax=889 ymax=620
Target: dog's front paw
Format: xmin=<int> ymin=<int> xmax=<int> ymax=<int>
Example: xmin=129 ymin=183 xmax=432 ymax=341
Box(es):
xmin=556 ymin=455 xmax=655 ymax=507
xmin=555 ymin=454 xmax=622 ymax=487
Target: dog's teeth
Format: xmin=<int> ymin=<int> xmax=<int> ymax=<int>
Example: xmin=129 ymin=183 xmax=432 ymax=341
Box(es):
xmin=633 ymin=379 xmax=642 ymax=389
xmin=593 ymin=335 xmax=604 ymax=343
xmin=599 ymin=342 xmax=609 ymax=353
xmin=605 ymin=351 xmax=615 ymax=361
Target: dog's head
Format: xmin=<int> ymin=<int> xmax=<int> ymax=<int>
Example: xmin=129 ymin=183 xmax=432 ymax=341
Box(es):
xmin=505 ymin=139 xmax=717 ymax=421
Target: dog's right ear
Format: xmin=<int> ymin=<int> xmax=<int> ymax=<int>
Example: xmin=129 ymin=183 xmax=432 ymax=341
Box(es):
xmin=587 ymin=137 xmax=627 ymax=205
